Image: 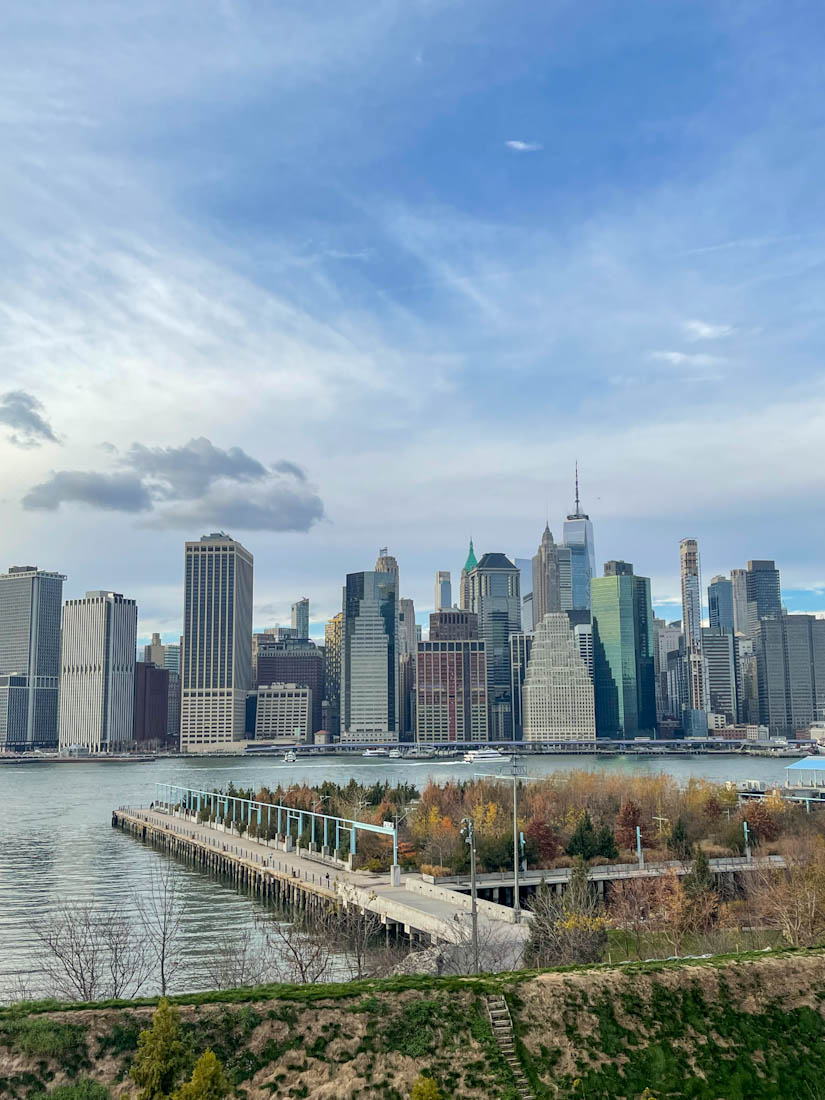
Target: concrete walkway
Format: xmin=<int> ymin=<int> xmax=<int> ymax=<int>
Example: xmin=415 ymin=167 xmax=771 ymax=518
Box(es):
xmin=120 ymin=806 xmax=529 ymax=951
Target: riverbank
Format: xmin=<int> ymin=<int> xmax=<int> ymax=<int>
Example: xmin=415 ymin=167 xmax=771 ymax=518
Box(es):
xmin=3 ymin=948 xmax=825 ymax=1098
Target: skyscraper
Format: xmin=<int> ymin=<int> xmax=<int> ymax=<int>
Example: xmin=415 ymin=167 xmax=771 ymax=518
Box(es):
xmin=254 ymin=636 xmax=324 ymax=735
xmin=653 ymin=618 xmax=682 ymax=721
xmin=59 ymin=591 xmax=137 ymax=753
xmin=459 ymin=538 xmax=477 ymax=610
xmin=522 ymin=613 xmax=596 ymax=742
xmin=415 ymin=634 xmax=488 ymax=743
xmin=532 ymin=526 xmax=571 ymax=621
xmin=513 ymin=557 xmax=534 ymax=631
xmin=434 ymin=571 xmax=451 ymax=612
xmin=701 ymin=628 xmax=738 ymax=723
xmin=323 ymin=612 xmax=343 ymax=734
xmin=591 ymin=561 xmax=656 ymax=738
xmin=0 ymin=564 xmax=65 ymax=750
xmin=430 ymin=609 xmax=478 ymax=640
xmin=399 ymin=597 xmax=417 ymax=656
xmin=746 ymin=560 xmax=782 ymax=634
xmin=291 ymin=598 xmax=310 ymax=640
xmin=509 ymin=631 xmax=533 ymax=740
xmin=680 ymin=538 xmax=708 ymax=712
xmin=375 ymin=547 xmax=399 ymax=577
xmin=708 ymin=576 xmax=735 ymax=634
xmin=562 ymin=468 xmax=596 ymax=611
xmin=730 ymin=569 xmax=750 ymax=635
xmin=340 ymin=570 xmax=399 ymax=742
xmin=468 ymin=552 xmax=521 ymax=739
xmin=180 ymin=533 xmax=253 ymax=751
xmin=134 ymin=661 xmax=170 ymax=748
xmin=753 ymin=613 xmax=825 ymax=737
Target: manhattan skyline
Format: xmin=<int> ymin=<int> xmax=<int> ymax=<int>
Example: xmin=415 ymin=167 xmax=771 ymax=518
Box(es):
xmin=2 ymin=2 xmax=824 ymax=639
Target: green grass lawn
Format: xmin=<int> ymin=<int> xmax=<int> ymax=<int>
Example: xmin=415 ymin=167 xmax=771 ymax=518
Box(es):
xmin=604 ymin=927 xmax=785 ymax=963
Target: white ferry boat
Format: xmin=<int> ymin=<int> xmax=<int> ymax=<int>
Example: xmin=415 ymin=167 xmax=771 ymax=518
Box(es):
xmin=388 ymin=748 xmax=402 ymax=759
xmin=463 ymin=748 xmax=511 ymax=763
xmin=283 ymin=750 xmax=298 ymax=764
xmin=362 ymin=747 xmax=390 ymax=758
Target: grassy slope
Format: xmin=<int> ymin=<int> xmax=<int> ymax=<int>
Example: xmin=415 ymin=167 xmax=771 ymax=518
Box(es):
xmin=3 ymin=949 xmax=825 ymax=1099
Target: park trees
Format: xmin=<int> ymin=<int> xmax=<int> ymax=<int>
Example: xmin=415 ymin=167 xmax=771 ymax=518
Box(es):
xmin=526 ymin=861 xmax=607 ymax=966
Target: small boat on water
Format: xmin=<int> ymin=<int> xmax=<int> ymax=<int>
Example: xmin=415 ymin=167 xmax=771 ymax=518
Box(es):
xmin=362 ymin=747 xmax=390 ymax=758
xmin=463 ymin=748 xmax=511 ymax=764
xmin=388 ymin=748 xmax=402 ymax=759
xmin=283 ymin=750 xmax=298 ymax=764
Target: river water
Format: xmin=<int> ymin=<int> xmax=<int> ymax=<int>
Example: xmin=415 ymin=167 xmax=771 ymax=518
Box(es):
xmin=0 ymin=752 xmax=794 ymax=1000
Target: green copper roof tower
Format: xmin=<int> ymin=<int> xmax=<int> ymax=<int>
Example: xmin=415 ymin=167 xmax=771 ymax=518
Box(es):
xmin=459 ymin=538 xmax=478 ymax=610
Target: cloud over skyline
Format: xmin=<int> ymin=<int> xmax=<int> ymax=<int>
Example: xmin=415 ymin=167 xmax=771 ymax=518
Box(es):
xmin=0 ymin=391 xmax=59 ymax=448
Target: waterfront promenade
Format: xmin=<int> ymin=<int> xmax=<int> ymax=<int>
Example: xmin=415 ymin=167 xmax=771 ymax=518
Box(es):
xmin=115 ymin=807 xmax=529 ymax=955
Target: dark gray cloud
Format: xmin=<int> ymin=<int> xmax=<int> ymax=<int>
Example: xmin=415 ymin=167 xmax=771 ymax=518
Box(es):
xmin=127 ymin=437 xmax=268 ymax=498
xmin=0 ymin=390 xmax=59 ymax=448
xmin=22 ymin=471 xmax=152 ymax=512
xmin=21 ymin=436 xmax=323 ymax=531
xmin=146 ymin=481 xmax=324 ymax=532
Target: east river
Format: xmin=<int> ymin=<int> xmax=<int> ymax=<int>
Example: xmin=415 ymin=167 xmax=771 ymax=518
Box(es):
xmin=0 ymin=751 xmax=796 ymax=1000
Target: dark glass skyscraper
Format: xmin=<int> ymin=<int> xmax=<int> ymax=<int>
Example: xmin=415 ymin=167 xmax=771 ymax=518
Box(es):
xmin=746 ymin=560 xmax=782 ymax=633
xmin=708 ymin=575 xmax=735 ymax=634
xmin=468 ymin=552 xmax=521 ymax=739
xmin=591 ymin=561 xmax=655 ymax=738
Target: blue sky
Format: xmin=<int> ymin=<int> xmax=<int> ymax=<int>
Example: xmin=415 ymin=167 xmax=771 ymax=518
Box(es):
xmin=1 ymin=0 xmax=824 ymax=639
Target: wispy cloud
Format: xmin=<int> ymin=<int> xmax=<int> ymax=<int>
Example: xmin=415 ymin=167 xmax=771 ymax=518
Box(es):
xmin=682 ymin=320 xmax=735 ymax=341
xmin=649 ymin=350 xmax=725 ymax=367
xmin=504 ymin=140 xmax=543 ymax=152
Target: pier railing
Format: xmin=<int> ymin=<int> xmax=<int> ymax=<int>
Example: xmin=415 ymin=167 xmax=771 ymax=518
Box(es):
xmin=153 ymin=783 xmax=399 ymax=865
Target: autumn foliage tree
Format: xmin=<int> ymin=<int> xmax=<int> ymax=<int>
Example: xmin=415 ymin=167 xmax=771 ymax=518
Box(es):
xmin=615 ymin=800 xmax=649 ymax=850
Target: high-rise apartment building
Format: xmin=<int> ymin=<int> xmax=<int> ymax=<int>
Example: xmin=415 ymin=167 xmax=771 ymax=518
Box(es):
xmin=591 ymin=561 xmax=656 ymax=738
xmin=753 ymin=613 xmax=825 ymax=737
xmin=0 ymin=564 xmax=65 ymax=750
xmin=701 ymin=628 xmax=738 ymax=724
xmin=415 ymin=637 xmax=488 ymax=743
xmin=323 ymin=612 xmax=343 ymax=735
xmin=708 ymin=576 xmax=735 ymax=634
xmin=59 ymin=591 xmax=137 ymax=752
xmin=429 ymin=610 xmax=478 ymax=641
xmin=680 ymin=538 xmax=709 ymax=712
xmin=291 ymin=598 xmax=310 ymax=640
xmin=180 ymin=533 xmax=253 ymax=751
xmin=522 ymin=613 xmax=596 ymax=742
xmin=562 ymin=469 xmax=596 ymax=611
xmin=468 ymin=552 xmax=521 ymax=739
xmin=254 ymin=636 xmax=324 ymax=735
xmin=340 ymin=570 xmax=399 ymax=742
xmin=434 ymin=571 xmax=451 ymax=612
xmin=459 ymin=539 xmax=477 ymax=610
xmin=532 ymin=526 xmax=572 ymax=621
xmin=746 ymin=560 xmax=782 ymax=634
xmin=730 ymin=569 xmax=750 ymax=635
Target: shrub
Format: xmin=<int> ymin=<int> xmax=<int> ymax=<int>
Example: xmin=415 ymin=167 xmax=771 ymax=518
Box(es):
xmin=411 ymin=1074 xmax=443 ymax=1099
xmin=31 ymin=1083 xmax=111 ymax=1100
xmin=174 ymin=1050 xmax=230 ymax=1100
xmin=131 ymin=998 xmax=190 ymax=1100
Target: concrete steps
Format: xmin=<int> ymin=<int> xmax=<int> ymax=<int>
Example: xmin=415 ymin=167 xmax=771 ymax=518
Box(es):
xmin=485 ymin=994 xmax=535 ymax=1099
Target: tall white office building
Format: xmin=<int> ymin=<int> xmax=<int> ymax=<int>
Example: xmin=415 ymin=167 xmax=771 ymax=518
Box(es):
xmin=59 ymin=591 xmax=137 ymax=752
xmin=180 ymin=533 xmax=253 ymax=751
xmin=0 ymin=565 xmax=65 ymax=750
xmin=522 ymin=613 xmax=595 ymax=741
xmin=340 ymin=570 xmax=399 ymax=743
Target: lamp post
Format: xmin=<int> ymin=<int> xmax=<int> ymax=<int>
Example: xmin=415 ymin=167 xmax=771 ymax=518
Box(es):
xmin=461 ymin=816 xmax=480 ymax=974
xmin=511 ymin=756 xmax=526 ymax=923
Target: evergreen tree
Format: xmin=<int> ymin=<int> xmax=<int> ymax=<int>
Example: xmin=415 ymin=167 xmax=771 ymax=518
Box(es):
xmin=566 ymin=812 xmax=597 ymax=860
xmin=668 ymin=817 xmax=690 ymax=859
xmin=684 ymin=846 xmax=714 ymax=895
xmin=174 ymin=1051 xmax=230 ymax=1100
xmin=131 ymin=999 xmax=189 ymax=1100
xmin=595 ymin=825 xmax=618 ymax=860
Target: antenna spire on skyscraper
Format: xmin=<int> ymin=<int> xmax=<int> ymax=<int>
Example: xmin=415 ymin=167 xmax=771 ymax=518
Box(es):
xmin=574 ymin=461 xmax=581 ymax=515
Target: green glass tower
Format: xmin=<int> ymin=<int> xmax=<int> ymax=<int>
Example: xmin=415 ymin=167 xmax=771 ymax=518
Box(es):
xmin=591 ymin=561 xmax=656 ymax=738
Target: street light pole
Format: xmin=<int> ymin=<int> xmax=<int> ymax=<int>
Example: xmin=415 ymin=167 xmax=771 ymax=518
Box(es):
xmin=511 ymin=756 xmax=525 ymax=924
xmin=462 ymin=816 xmax=480 ymax=974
